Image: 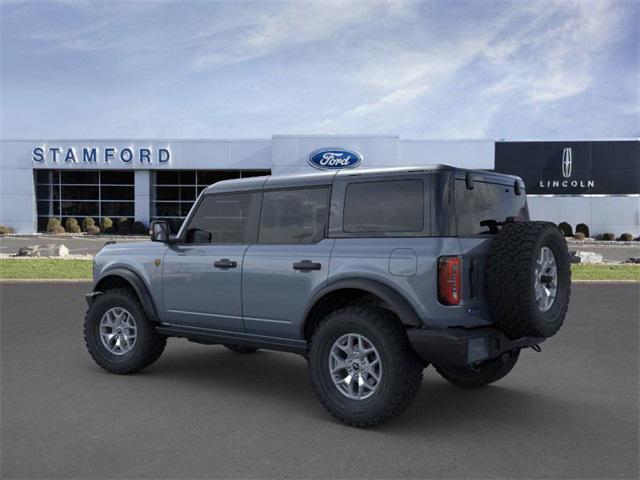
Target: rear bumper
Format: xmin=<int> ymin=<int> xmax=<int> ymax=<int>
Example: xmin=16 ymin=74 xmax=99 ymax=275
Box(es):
xmin=406 ymin=326 xmax=544 ymax=367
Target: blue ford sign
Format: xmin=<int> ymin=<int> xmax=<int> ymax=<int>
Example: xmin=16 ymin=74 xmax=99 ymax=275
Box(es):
xmin=308 ymin=147 xmax=362 ymax=170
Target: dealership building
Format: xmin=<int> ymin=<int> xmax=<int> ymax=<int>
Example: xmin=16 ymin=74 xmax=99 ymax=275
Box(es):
xmin=0 ymin=136 xmax=638 ymax=235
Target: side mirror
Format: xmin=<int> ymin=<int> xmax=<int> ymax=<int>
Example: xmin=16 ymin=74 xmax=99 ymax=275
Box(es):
xmin=149 ymin=220 xmax=170 ymax=242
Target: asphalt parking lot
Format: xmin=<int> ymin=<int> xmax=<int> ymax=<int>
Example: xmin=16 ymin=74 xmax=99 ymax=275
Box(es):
xmin=1 ymin=283 xmax=638 ymax=479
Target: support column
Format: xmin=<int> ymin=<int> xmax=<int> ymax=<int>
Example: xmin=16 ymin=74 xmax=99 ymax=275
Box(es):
xmin=134 ymin=170 xmax=151 ymax=226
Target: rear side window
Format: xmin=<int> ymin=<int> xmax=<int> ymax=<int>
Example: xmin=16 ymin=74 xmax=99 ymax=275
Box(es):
xmin=343 ymin=180 xmax=424 ymax=233
xmin=184 ymin=193 xmax=258 ymax=244
xmin=259 ymin=188 xmax=330 ymax=244
xmin=455 ymin=180 xmax=529 ymax=236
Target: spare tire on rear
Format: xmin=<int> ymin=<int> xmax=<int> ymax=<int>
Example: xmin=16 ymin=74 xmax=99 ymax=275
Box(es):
xmin=486 ymin=221 xmax=571 ymax=339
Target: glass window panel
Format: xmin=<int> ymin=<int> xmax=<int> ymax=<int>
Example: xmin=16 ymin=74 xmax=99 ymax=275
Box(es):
xmin=101 ymin=171 xmax=134 ymax=185
xmin=155 ymin=171 xmax=180 ymax=185
xmin=343 ymin=180 xmax=424 ymax=233
xmin=180 ymin=186 xmax=196 ymax=201
xmin=61 ymin=201 xmax=99 ymax=216
xmin=61 ymin=185 xmax=99 ymax=200
xmin=35 ymin=170 xmax=51 ymax=183
xmin=196 ymin=170 xmax=239 ymax=186
xmin=184 ymin=193 xmax=258 ymax=244
xmin=37 ymin=217 xmax=51 ymax=232
xmin=36 ymin=185 xmax=50 ymax=199
xmin=180 ymin=171 xmax=196 ymax=184
xmin=259 ymin=188 xmax=329 ymax=244
xmin=53 ymin=202 xmax=60 ymax=215
xmin=37 ymin=201 xmax=51 ymax=215
xmin=60 ymin=171 xmax=99 ymax=184
xmin=155 ymin=186 xmax=180 ymax=201
xmin=101 ymin=185 xmax=134 ymax=200
xmin=154 ymin=202 xmax=181 ymax=217
xmin=197 ymin=186 xmax=206 ymax=196
xmin=241 ymin=169 xmax=270 ymax=178
xmin=101 ymin=202 xmax=134 ymax=217
xmin=181 ymin=202 xmax=195 ymax=216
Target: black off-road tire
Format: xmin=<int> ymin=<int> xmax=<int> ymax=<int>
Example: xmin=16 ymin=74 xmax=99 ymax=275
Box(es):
xmin=435 ymin=349 xmax=520 ymax=388
xmin=223 ymin=344 xmax=259 ymax=354
xmin=84 ymin=288 xmax=167 ymax=374
xmin=486 ymin=221 xmax=571 ymax=339
xmin=309 ymin=306 xmax=423 ymax=427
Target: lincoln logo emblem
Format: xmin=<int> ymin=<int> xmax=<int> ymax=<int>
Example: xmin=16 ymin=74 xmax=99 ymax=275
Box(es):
xmin=561 ymin=147 xmax=572 ymax=178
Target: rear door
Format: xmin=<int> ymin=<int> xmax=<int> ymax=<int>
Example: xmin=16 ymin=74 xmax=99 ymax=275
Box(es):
xmin=242 ymin=187 xmax=333 ymax=339
xmin=161 ymin=192 xmax=260 ymax=332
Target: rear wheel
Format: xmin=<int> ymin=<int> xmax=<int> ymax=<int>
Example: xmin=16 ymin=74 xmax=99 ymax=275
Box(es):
xmin=309 ymin=306 xmax=423 ymax=427
xmin=435 ymin=349 xmax=520 ymax=388
xmin=84 ymin=288 xmax=166 ymax=374
xmin=223 ymin=344 xmax=259 ymax=354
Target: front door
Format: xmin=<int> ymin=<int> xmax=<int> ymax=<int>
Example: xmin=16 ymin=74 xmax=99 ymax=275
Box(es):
xmin=162 ymin=191 xmax=260 ymax=332
xmin=242 ymin=187 xmax=333 ymax=339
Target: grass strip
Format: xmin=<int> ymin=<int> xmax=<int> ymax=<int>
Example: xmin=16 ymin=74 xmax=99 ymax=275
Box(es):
xmin=0 ymin=259 xmax=638 ymax=281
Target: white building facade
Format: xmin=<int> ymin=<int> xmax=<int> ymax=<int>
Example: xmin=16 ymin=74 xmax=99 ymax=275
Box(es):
xmin=0 ymin=136 xmax=638 ymax=235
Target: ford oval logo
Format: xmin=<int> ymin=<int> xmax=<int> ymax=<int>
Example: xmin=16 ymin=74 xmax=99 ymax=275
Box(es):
xmin=307 ymin=148 xmax=362 ymax=170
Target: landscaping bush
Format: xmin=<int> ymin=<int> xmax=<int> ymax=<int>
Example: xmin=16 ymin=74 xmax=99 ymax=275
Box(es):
xmin=558 ymin=222 xmax=573 ymax=237
xmin=132 ymin=221 xmax=147 ymax=235
xmin=101 ymin=217 xmax=114 ymax=233
xmin=46 ymin=218 xmax=63 ymax=234
xmin=575 ymin=223 xmax=590 ymax=238
xmin=50 ymin=225 xmax=66 ymax=235
xmin=573 ymin=232 xmax=586 ymax=240
xmin=618 ymin=233 xmax=633 ymax=242
xmin=82 ymin=217 xmax=96 ymax=232
xmin=598 ymin=232 xmax=615 ymax=241
xmin=0 ymin=224 xmax=13 ymax=234
xmin=116 ymin=217 xmax=131 ymax=235
xmin=65 ymin=217 xmax=81 ymax=234
xmin=86 ymin=225 xmax=101 ymax=235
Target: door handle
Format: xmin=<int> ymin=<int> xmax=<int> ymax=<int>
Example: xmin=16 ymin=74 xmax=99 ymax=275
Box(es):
xmin=214 ymin=258 xmax=237 ymax=269
xmin=293 ymin=260 xmax=321 ymax=271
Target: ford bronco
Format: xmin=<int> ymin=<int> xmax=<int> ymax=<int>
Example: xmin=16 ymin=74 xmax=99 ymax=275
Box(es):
xmin=84 ymin=166 xmax=570 ymax=427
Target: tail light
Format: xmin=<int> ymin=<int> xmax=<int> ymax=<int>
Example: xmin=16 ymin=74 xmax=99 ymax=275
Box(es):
xmin=438 ymin=256 xmax=462 ymax=305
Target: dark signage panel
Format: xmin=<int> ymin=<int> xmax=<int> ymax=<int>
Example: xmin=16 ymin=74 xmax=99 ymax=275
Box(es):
xmin=495 ymin=141 xmax=640 ymax=195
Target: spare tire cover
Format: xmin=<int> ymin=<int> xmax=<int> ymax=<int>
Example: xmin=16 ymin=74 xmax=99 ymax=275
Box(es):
xmin=486 ymin=221 xmax=571 ymax=339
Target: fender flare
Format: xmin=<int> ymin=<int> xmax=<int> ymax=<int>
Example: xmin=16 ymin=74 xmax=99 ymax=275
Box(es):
xmin=303 ymin=278 xmax=423 ymax=332
xmin=93 ymin=268 xmax=160 ymax=323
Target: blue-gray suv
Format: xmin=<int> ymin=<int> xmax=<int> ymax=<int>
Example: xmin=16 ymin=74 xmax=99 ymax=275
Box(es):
xmin=84 ymin=166 xmax=571 ymax=427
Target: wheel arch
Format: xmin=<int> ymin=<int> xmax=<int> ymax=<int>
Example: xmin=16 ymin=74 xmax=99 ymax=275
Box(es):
xmin=93 ymin=268 xmax=160 ymax=323
xmin=302 ymin=278 xmax=422 ymax=340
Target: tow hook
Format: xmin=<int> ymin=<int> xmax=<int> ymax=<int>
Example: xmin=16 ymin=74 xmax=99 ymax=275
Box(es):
xmin=530 ymin=344 xmax=542 ymax=353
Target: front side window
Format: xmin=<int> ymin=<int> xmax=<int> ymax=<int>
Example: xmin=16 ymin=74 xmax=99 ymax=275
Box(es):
xmin=184 ymin=193 xmax=258 ymax=244
xmin=259 ymin=188 xmax=330 ymax=244
xmin=343 ymin=180 xmax=424 ymax=233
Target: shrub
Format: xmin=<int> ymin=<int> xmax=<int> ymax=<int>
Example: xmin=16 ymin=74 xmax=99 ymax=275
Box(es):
xmin=558 ymin=222 xmax=573 ymax=237
xmin=46 ymin=218 xmax=62 ymax=234
xmin=65 ymin=217 xmax=81 ymax=234
xmin=50 ymin=225 xmax=66 ymax=235
xmin=132 ymin=221 xmax=146 ymax=235
xmin=116 ymin=217 xmax=131 ymax=235
xmin=101 ymin=217 xmax=114 ymax=233
xmin=82 ymin=217 xmax=96 ymax=232
xmin=573 ymin=232 xmax=586 ymax=240
xmin=598 ymin=232 xmax=615 ymax=241
xmin=618 ymin=233 xmax=633 ymax=242
xmin=86 ymin=225 xmax=101 ymax=235
xmin=575 ymin=223 xmax=590 ymax=238
xmin=0 ymin=224 xmax=13 ymax=234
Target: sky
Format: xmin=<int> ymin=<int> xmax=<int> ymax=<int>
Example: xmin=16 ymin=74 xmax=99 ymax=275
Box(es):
xmin=1 ymin=0 xmax=638 ymax=140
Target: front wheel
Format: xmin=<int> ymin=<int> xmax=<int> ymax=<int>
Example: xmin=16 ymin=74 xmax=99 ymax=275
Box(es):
xmin=309 ymin=306 xmax=423 ymax=427
xmin=84 ymin=288 xmax=166 ymax=374
xmin=435 ymin=349 xmax=520 ymax=388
